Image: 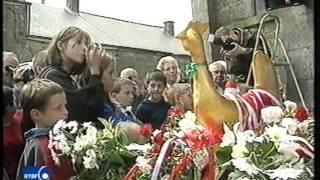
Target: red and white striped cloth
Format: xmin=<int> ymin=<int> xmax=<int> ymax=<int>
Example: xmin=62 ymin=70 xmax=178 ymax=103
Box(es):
xmin=224 ymin=87 xmax=281 ymax=133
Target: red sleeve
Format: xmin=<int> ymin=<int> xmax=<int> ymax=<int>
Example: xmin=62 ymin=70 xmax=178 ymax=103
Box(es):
xmin=38 ymin=138 xmax=76 ymax=180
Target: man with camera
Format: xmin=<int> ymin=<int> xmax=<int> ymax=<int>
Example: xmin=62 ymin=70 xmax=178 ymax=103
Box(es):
xmin=209 ymin=26 xmax=269 ymax=89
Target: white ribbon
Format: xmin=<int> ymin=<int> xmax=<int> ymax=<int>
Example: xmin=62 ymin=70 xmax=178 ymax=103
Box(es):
xmin=151 ymin=138 xmax=174 ymax=180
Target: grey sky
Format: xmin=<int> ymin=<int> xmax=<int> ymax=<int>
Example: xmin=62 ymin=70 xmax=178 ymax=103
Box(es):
xmin=26 ymin=0 xmax=193 ymax=35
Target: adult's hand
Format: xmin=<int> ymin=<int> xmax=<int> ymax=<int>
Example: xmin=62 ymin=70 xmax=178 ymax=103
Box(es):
xmin=223 ymin=42 xmax=248 ymax=58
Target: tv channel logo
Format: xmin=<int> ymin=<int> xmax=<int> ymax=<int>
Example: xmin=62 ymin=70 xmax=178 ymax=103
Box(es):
xmin=23 ymin=166 xmax=51 ymax=180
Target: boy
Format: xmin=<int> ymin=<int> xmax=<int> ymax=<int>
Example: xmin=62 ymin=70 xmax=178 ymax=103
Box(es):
xmin=135 ymin=70 xmax=171 ymax=129
xmin=16 ymin=78 xmax=74 ymax=180
xmin=107 ymin=77 xmax=141 ymax=125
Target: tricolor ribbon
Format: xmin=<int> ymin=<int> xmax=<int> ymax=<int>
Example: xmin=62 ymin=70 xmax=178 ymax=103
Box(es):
xmin=184 ymin=63 xmax=207 ymax=77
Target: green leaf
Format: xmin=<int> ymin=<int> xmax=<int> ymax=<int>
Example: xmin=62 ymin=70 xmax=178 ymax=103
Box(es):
xmin=108 ymin=151 xmax=126 ymax=166
xmin=215 ymin=146 xmax=232 ymax=165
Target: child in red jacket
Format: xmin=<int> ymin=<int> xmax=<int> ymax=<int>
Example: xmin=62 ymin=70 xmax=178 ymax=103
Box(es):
xmin=3 ymin=86 xmax=25 ymax=180
xmin=16 ymin=79 xmax=75 ymax=180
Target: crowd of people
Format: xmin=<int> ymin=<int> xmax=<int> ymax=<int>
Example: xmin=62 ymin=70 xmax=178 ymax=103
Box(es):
xmin=3 ymin=25 xmax=253 ymax=180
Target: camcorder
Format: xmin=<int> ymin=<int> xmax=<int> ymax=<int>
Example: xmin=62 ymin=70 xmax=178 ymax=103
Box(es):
xmin=8 ymin=62 xmax=35 ymax=83
xmin=208 ymin=34 xmax=236 ymax=51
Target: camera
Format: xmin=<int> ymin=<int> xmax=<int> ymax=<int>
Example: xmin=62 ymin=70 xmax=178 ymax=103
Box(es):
xmin=23 ymin=68 xmax=35 ymax=83
xmin=208 ymin=34 xmax=236 ymax=51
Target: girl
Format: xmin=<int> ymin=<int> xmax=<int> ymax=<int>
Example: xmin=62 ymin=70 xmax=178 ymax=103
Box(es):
xmin=166 ymin=83 xmax=193 ymax=112
xmin=40 ymin=26 xmax=106 ymax=123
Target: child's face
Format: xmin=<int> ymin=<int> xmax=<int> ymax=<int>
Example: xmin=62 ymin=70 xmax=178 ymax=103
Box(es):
xmin=61 ymin=35 xmax=88 ymax=65
xmin=33 ymin=92 xmax=68 ymax=128
xmin=179 ymin=89 xmax=193 ymax=110
xmin=147 ymin=80 xmax=165 ymax=102
xmin=113 ymin=85 xmax=135 ymax=108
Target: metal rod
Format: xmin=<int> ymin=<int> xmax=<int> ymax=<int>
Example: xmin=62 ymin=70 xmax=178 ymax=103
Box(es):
xmin=277 ymin=38 xmax=306 ymax=108
xmin=246 ymin=14 xmax=280 ymax=85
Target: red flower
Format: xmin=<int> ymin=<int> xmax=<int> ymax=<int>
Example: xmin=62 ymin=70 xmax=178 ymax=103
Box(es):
xmin=294 ymin=107 xmax=309 ymax=122
xmin=169 ymin=155 xmax=192 ymax=179
xmin=203 ymin=129 xmax=223 ymax=146
xmin=140 ymin=124 xmax=153 ymax=137
xmin=185 ymin=130 xmax=205 ymax=150
xmin=168 ymin=108 xmax=185 ymax=118
xmin=154 ymin=132 xmax=164 ymax=145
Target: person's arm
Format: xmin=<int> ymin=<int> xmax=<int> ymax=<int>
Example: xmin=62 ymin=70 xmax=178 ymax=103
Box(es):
xmin=46 ymin=70 xmax=105 ymax=122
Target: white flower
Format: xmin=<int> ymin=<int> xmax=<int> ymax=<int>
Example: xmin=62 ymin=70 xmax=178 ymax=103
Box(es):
xmin=125 ymin=143 xmax=151 ymax=153
xmin=173 ymin=130 xmax=185 ymax=138
xmin=82 ymin=122 xmax=93 ymax=128
xmin=261 ymin=106 xmax=284 ymax=124
xmin=231 ymin=158 xmax=259 ymax=175
xmin=52 ymin=120 xmax=67 ymax=135
xmin=231 ymin=143 xmax=249 ymax=158
xmin=178 ymin=111 xmax=197 ymax=132
xmin=264 ymin=125 xmax=289 ymax=145
xmin=163 ymin=132 xmax=171 ymax=138
xmin=73 ymin=132 xmax=97 ymax=152
xmin=254 ymin=136 xmax=265 ymax=143
xmin=86 ymin=125 xmax=98 ymax=137
xmin=136 ymin=156 xmax=152 ymax=174
xmin=297 ymin=120 xmax=310 ymax=132
xmin=83 ymin=149 xmax=99 ymax=169
xmin=193 ymin=148 xmax=209 ymax=170
xmin=48 ymin=133 xmax=61 ymax=165
xmin=220 ymin=123 xmax=235 ymax=147
xmin=71 ymin=154 xmax=77 ymax=164
xmin=278 ymin=142 xmax=300 ymax=161
xmin=55 ymin=140 xmax=71 ymax=154
xmin=184 ymin=111 xmax=196 ymax=121
xmin=237 ymin=130 xmax=256 ymax=144
xmin=267 ymin=166 xmax=303 ymax=180
xmin=66 ymin=121 xmax=78 ymax=134
xmin=283 ymin=100 xmax=297 ymax=113
xmin=280 ymin=118 xmax=299 ymax=135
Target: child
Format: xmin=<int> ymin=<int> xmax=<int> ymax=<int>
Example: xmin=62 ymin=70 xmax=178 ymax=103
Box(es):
xmin=109 ymin=77 xmax=141 ymax=124
xmin=166 ymin=83 xmax=193 ymax=112
xmin=3 ymin=86 xmax=25 ymax=180
xmin=135 ymin=70 xmax=171 ymax=129
xmin=16 ymin=79 xmax=74 ymax=180
xmin=40 ymin=26 xmax=106 ymax=123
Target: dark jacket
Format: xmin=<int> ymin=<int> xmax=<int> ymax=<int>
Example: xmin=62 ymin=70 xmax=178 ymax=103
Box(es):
xmin=40 ymin=66 xmax=105 ymax=123
xmin=16 ymin=128 xmax=75 ymax=180
xmin=135 ymin=98 xmax=171 ymax=129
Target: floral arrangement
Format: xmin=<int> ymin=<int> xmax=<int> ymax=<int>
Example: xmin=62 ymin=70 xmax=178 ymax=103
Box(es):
xmin=125 ymin=108 xmax=223 ymax=180
xmin=48 ymin=118 xmax=138 ymax=180
xmin=216 ymin=100 xmax=314 ymax=180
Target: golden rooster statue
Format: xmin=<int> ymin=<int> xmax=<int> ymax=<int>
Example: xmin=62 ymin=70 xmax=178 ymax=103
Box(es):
xmin=176 ymin=21 xmax=281 ymax=132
